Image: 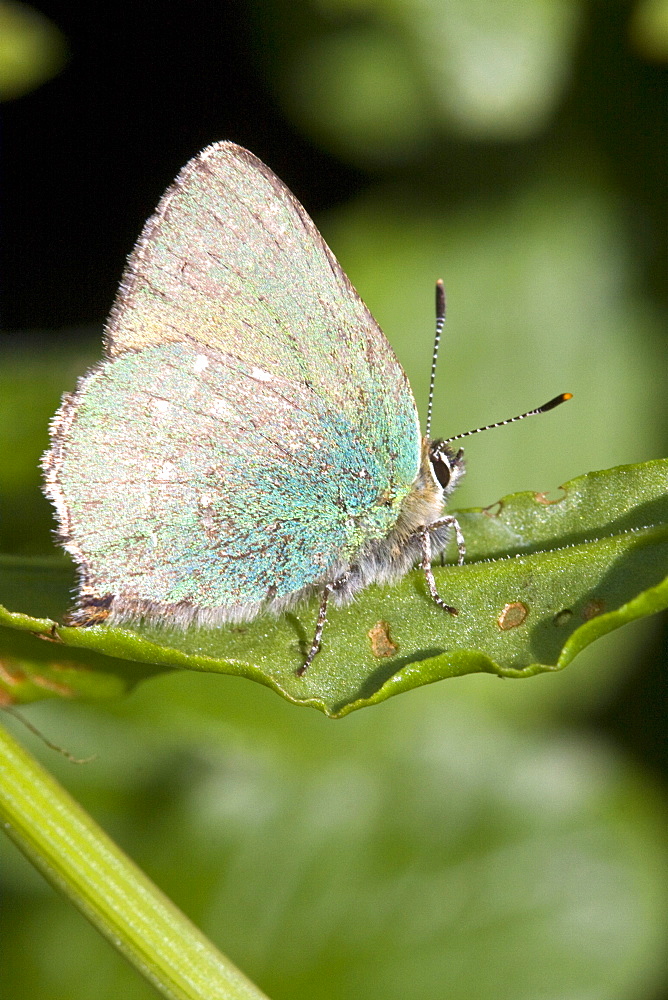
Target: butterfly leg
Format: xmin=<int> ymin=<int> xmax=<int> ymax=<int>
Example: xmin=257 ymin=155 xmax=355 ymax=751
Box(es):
xmin=441 ymin=514 xmax=466 ymax=567
xmin=437 ymin=515 xmax=466 ymax=568
xmin=420 ymin=518 xmax=465 ymax=615
xmin=297 ymin=572 xmax=350 ymax=676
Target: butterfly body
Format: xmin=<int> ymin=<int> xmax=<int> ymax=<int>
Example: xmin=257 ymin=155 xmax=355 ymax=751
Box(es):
xmin=43 ymin=142 xmax=465 ymax=661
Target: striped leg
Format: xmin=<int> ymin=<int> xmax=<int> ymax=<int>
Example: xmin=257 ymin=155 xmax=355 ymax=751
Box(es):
xmin=297 ymin=572 xmax=350 ymax=676
xmin=420 ymin=515 xmax=466 ymax=615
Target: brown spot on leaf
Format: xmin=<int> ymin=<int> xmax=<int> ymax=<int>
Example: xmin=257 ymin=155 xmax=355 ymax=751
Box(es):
xmin=582 ymin=599 xmax=605 ymax=620
xmin=368 ymin=621 xmax=398 ymax=658
xmin=553 ymin=609 xmax=573 ymax=627
xmin=534 ymin=487 xmax=567 ymax=505
xmin=482 ymin=500 xmax=504 ymax=518
xmin=33 ymin=623 xmax=63 ymax=643
xmin=497 ymin=602 xmax=529 ymax=630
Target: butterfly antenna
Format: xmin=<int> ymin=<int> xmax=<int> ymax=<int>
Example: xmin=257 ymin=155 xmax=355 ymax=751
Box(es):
xmin=425 ymin=279 xmax=446 ymax=440
xmin=444 ymin=393 xmax=573 ymax=444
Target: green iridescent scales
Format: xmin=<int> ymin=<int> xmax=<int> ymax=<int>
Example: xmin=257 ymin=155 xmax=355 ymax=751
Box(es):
xmin=43 ymin=143 xmax=439 ymax=628
xmin=51 ymin=340 xmax=419 ymax=617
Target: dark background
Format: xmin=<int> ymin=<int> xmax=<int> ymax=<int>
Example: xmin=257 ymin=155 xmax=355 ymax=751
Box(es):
xmin=3 ymin=2 xmax=665 ymax=330
xmin=2 ymin=1 xmax=364 ymax=330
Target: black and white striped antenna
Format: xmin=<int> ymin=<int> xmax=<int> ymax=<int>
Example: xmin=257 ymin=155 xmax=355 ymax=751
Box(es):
xmin=424 ymin=279 xmax=446 ymax=440
xmin=444 ymin=393 xmax=572 ymax=444
xmin=424 ymin=279 xmax=572 ymax=442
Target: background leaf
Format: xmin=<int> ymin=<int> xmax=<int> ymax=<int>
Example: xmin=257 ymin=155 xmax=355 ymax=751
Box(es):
xmin=2 ymin=461 xmax=666 ymax=717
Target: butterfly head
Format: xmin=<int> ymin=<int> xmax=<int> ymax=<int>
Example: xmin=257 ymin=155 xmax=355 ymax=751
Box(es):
xmin=427 ymin=440 xmax=465 ymax=500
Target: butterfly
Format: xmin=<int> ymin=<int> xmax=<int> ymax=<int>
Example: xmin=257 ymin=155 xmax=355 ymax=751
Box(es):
xmin=43 ymin=142 xmax=569 ymax=673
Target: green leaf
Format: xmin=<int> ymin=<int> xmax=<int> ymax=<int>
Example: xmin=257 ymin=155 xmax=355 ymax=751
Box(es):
xmin=1 ymin=460 xmax=666 ymax=718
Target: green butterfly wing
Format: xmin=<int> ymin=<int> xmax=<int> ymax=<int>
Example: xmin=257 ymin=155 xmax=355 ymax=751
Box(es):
xmin=45 ymin=143 xmax=423 ymax=621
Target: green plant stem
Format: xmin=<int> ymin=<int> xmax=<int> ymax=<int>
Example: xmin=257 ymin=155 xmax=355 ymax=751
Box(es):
xmin=0 ymin=720 xmax=271 ymax=1000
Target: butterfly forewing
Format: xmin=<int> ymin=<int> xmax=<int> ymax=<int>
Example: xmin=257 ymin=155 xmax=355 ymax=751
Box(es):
xmin=46 ymin=143 xmax=422 ymax=622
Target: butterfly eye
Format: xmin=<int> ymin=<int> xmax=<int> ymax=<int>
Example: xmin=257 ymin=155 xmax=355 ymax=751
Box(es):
xmin=428 ymin=443 xmax=452 ymax=490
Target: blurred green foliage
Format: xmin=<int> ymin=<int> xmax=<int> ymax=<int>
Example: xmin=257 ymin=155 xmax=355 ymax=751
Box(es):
xmin=3 ymin=670 xmax=668 ymax=1000
xmin=1 ymin=0 xmax=666 ymax=998
xmin=272 ymin=0 xmax=583 ymax=160
xmin=631 ymin=0 xmax=668 ymax=59
xmin=0 ymin=0 xmax=66 ymax=100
